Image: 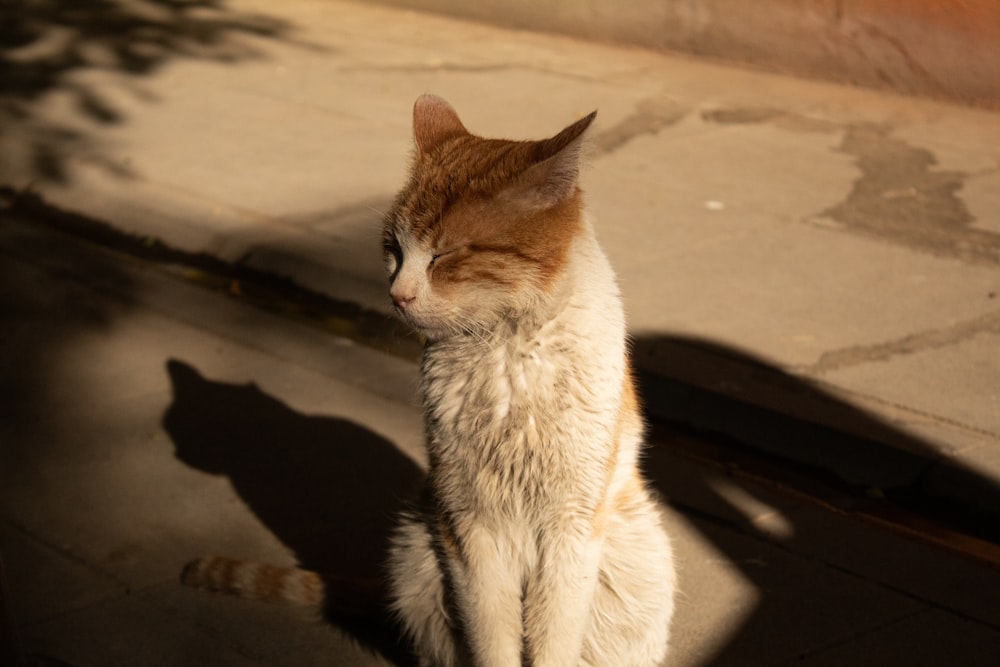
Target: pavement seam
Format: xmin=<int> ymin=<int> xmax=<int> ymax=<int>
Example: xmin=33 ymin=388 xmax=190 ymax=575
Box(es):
xmin=804 ymin=374 xmax=1000 ymax=444
xmin=3 ymin=520 xmax=127 ymax=592
xmin=2 ymin=519 xmax=140 ymax=631
xmin=669 ymin=477 xmax=1000 ymax=638
xmin=336 ymin=59 xmax=626 ymax=87
xmin=777 ymin=608 xmax=929 ymax=665
xmin=787 ymin=599 xmax=1000 ymax=665
xmin=804 ymin=309 xmax=1000 ymax=375
xmin=781 ymin=527 xmax=1000 ymax=634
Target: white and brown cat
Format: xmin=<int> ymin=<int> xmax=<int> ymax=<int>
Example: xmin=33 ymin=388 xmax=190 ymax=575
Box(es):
xmin=183 ymin=95 xmax=676 ymax=667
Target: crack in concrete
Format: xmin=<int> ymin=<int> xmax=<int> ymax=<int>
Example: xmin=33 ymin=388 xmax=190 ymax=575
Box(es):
xmin=805 ymin=309 xmax=1000 ymax=375
xmin=337 ymin=61 xmax=616 ymax=84
xmin=702 ymin=108 xmax=1000 ymax=264
xmin=811 ymin=376 xmax=1000 ymax=444
xmin=339 ymin=61 xmax=513 ymax=74
xmin=591 ymin=94 xmax=688 ymax=155
xmin=822 ymin=123 xmax=1000 ymax=265
xmin=701 ymin=106 xmax=840 ymax=133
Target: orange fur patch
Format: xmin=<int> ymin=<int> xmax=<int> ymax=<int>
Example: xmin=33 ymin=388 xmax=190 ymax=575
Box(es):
xmin=590 ymin=363 xmax=644 ymax=540
xmin=181 ymin=556 xmax=323 ymax=607
xmin=385 ymin=106 xmax=593 ymax=299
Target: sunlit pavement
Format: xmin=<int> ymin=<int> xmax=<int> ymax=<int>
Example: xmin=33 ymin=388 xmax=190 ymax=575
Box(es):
xmin=2 ymin=2 xmax=999 ymax=665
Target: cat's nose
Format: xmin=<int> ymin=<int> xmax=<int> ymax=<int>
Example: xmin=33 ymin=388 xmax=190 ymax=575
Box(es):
xmin=391 ymin=291 xmax=416 ymax=311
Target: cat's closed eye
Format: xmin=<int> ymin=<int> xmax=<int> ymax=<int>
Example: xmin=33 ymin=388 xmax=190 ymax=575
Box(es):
xmin=430 ymin=247 xmax=461 ymax=267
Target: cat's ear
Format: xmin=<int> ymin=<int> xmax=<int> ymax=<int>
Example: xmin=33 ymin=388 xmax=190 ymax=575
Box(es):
xmin=510 ymin=110 xmax=597 ymax=210
xmin=167 ymin=358 xmax=204 ymax=387
xmin=413 ymin=94 xmax=469 ymax=156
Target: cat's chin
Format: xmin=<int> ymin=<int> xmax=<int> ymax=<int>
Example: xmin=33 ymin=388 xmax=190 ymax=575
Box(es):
xmin=408 ymin=318 xmax=491 ymax=343
xmin=417 ymin=324 xmax=475 ymax=343
xmin=399 ymin=314 xmax=457 ymax=341
xmin=399 ymin=308 xmax=483 ymax=342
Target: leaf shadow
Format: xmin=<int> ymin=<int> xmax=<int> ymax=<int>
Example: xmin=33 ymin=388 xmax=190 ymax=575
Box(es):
xmin=0 ymin=0 xmax=318 ymax=183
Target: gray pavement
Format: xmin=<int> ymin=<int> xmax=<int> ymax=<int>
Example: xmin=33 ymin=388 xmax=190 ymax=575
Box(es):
xmin=2 ymin=0 xmax=1000 ymax=665
xmin=3 ymin=199 xmax=1000 ymax=666
xmin=2 ymin=0 xmax=999 ymax=526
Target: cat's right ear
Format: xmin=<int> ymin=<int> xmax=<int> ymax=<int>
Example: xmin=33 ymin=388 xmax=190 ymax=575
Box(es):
xmin=503 ymin=110 xmax=597 ymax=211
xmin=413 ymin=94 xmax=469 ymax=156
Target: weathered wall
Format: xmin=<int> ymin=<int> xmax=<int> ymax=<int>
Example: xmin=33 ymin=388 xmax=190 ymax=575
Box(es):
xmin=367 ymin=0 xmax=1000 ymax=109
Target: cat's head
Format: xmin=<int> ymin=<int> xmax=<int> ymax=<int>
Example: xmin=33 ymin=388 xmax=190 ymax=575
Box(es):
xmin=382 ymin=94 xmax=596 ymax=340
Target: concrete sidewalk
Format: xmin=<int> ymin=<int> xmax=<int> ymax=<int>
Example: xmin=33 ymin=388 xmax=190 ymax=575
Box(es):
xmin=2 ymin=3 xmax=1000 ymax=661
xmin=2 ymin=0 xmax=998 ymax=527
xmin=3 ymin=203 xmax=1000 ymax=666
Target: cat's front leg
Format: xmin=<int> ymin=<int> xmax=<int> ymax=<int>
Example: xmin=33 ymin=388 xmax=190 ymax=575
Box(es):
xmin=448 ymin=526 xmax=526 ymax=667
xmin=523 ymin=531 xmax=603 ymax=667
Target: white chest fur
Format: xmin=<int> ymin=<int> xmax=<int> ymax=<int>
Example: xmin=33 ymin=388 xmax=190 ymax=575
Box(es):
xmin=420 ymin=229 xmax=627 ymax=515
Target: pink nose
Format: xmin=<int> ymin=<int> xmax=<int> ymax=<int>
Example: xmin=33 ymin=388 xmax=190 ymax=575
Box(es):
xmin=391 ymin=291 xmax=415 ymax=310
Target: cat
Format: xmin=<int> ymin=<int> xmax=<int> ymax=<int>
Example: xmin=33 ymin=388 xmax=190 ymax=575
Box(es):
xmin=384 ymin=95 xmax=676 ymax=667
xmin=181 ymin=95 xmax=677 ymax=667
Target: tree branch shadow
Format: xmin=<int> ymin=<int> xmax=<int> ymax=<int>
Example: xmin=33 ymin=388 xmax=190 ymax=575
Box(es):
xmin=0 ymin=0 xmax=314 ymax=183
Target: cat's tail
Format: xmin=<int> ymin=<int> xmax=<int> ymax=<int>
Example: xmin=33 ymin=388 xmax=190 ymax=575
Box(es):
xmin=181 ymin=556 xmax=385 ymax=617
xmin=181 ymin=556 xmax=325 ymax=608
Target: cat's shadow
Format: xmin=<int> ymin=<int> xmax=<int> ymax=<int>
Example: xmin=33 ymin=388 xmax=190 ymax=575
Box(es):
xmin=162 ymin=347 xmax=998 ymax=666
xmin=162 ymin=359 xmax=422 ymax=663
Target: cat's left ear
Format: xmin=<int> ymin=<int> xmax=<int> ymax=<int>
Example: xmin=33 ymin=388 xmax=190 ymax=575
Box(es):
xmin=413 ymin=94 xmax=469 ymax=156
xmin=510 ymin=110 xmax=597 ymax=210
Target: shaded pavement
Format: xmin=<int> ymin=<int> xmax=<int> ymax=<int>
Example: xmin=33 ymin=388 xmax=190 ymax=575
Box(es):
xmin=2 ymin=1 xmax=1000 ymax=665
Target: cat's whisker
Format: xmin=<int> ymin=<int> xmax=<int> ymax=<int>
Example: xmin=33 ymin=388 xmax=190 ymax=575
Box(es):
xmin=470 ymin=321 xmax=501 ymax=350
xmin=459 ymin=321 xmax=489 ymax=346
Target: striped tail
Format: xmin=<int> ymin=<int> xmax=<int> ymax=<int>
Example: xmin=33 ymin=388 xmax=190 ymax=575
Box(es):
xmin=182 ymin=556 xmax=325 ymax=609
xmin=180 ymin=556 xmax=385 ymax=617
